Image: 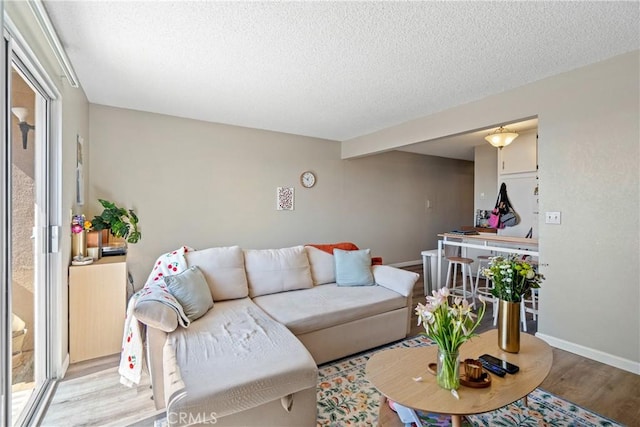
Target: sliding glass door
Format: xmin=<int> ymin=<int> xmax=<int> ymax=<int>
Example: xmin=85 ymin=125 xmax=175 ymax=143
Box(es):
xmin=2 ymin=22 xmax=61 ymax=427
xmin=9 ymin=60 xmax=48 ymax=426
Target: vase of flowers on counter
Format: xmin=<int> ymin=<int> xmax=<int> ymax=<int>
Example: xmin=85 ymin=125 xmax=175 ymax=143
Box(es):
xmin=415 ymin=287 xmax=485 ymax=391
xmin=483 ymin=255 xmax=545 ymax=353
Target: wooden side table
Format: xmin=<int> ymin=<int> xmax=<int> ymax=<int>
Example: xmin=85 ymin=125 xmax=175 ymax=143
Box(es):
xmin=69 ymin=255 xmax=127 ymax=363
xmin=366 ymin=330 xmax=552 ymax=427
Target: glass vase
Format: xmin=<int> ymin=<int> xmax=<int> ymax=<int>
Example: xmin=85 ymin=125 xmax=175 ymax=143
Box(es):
xmin=436 ymin=348 xmax=460 ymax=390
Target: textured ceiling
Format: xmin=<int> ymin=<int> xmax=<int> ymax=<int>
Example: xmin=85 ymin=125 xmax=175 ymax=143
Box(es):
xmin=44 ymin=1 xmax=639 ymax=147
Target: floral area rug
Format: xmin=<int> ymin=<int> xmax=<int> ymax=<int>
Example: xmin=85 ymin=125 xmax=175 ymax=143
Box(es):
xmin=316 ymin=335 xmax=623 ymax=427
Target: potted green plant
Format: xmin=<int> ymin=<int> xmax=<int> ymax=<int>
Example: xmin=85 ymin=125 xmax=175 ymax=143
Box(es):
xmin=90 ymin=199 xmax=141 ymax=244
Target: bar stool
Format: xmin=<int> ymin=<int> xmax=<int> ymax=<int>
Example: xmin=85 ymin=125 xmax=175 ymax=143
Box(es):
xmin=521 ymin=259 xmax=540 ymax=329
xmin=523 ymin=289 xmax=539 ymax=321
xmin=445 ymin=256 xmax=475 ymax=303
xmin=474 ymin=255 xmax=498 ymax=325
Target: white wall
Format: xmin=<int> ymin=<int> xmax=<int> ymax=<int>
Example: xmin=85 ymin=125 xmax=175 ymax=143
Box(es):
xmin=88 ymin=105 xmax=474 ymax=286
xmin=342 ymin=51 xmax=640 ymax=373
xmin=474 ymin=143 xmax=498 ymax=220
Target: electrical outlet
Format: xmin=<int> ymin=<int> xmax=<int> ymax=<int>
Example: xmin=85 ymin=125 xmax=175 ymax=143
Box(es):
xmin=545 ymin=211 xmax=561 ymax=224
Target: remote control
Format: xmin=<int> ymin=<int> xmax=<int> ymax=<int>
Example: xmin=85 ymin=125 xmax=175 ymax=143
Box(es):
xmin=479 ymin=354 xmax=520 ymax=374
xmin=479 ymin=358 xmax=507 ymax=377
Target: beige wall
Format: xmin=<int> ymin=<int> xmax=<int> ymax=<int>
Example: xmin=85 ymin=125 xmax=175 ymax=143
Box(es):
xmin=88 ymin=105 xmax=473 ymax=286
xmin=6 ymin=2 xmax=90 ymax=374
xmin=59 ymin=81 xmax=90 ymax=373
xmin=343 ymin=51 xmax=640 ymax=372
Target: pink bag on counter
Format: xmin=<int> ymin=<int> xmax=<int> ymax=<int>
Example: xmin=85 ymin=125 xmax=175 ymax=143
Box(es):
xmin=489 ymin=208 xmax=503 ymax=229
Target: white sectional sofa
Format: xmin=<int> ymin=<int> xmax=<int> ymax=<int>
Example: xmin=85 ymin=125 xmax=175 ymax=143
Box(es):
xmin=134 ymin=244 xmax=419 ymax=427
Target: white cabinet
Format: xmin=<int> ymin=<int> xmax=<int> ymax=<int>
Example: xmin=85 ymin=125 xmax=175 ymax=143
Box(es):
xmin=498 ymin=129 xmax=537 ymax=175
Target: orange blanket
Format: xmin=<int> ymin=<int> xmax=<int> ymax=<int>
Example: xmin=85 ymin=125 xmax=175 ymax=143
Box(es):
xmin=307 ymin=242 xmax=360 ymax=254
xmin=306 ymin=242 xmax=382 ymax=265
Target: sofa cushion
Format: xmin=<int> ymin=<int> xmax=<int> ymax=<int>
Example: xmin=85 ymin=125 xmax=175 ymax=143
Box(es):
xmin=185 ymin=246 xmax=248 ymax=301
xmin=334 ymin=248 xmax=375 ymax=286
xmin=164 ymin=266 xmax=213 ymax=321
xmin=164 ymin=298 xmax=317 ymax=420
xmin=252 ymin=283 xmax=406 ymax=335
xmin=304 ymin=246 xmax=336 ymax=285
xmin=244 ymin=246 xmax=313 ymax=297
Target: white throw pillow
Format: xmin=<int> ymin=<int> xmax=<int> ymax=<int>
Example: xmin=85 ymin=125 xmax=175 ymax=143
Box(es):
xmin=185 ymin=246 xmax=248 ymax=301
xmin=244 ymin=246 xmax=314 ymax=297
xmin=305 ymin=246 xmax=336 ymax=285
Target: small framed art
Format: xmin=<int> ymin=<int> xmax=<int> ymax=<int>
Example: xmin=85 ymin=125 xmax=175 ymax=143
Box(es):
xmin=276 ymin=187 xmax=294 ymax=210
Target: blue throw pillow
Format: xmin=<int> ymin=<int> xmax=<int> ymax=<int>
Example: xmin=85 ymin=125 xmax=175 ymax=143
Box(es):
xmin=164 ymin=266 xmax=214 ymax=321
xmin=334 ymin=248 xmax=375 ymax=286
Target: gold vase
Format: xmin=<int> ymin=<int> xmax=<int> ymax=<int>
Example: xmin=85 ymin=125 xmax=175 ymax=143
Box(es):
xmin=498 ymin=299 xmax=520 ymax=353
xmin=71 ymin=230 xmax=87 ymax=259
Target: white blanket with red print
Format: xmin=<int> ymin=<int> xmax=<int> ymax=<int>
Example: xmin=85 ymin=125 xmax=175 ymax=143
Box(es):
xmin=118 ymin=246 xmax=195 ymax=387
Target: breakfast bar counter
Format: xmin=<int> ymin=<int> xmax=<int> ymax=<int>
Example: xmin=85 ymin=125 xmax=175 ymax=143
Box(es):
xmin=436 ymin=233 xmax=539 ymax=290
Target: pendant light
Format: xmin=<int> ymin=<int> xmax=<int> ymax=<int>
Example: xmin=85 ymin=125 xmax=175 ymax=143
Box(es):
xmin=485 ymin=126 xmax=519 ymax=149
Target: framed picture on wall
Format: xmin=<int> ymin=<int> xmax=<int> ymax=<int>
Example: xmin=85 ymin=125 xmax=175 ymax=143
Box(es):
xmin=76 ymin=134 xmax=84 ymax=205
xmin=276 ymin=187 xmax=294 ymax=210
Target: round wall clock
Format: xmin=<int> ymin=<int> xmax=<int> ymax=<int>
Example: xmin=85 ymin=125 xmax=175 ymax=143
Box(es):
xmin=300 ymin=171 xmax=316 ymax=188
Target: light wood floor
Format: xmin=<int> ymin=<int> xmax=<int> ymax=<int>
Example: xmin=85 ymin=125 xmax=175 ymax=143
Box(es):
xmin=40 ymin=354 xmax=158 ymax=427
xmin=41 ymin=264 xmax=639 ymax=427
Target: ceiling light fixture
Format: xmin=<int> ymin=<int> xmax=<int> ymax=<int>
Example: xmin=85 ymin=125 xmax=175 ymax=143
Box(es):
xmin=12 ymin=107 xmax=35 ymax=150
xmin=484 ymin=126 xmax=519 ymax=149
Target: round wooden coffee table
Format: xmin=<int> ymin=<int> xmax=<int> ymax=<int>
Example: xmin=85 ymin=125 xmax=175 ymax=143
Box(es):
xmin=366 ymin=330 xmax=552 ymax=427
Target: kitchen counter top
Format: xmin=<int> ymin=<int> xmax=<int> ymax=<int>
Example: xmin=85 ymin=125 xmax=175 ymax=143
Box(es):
xmin=439 ymin=232 xmax=538 ymax=246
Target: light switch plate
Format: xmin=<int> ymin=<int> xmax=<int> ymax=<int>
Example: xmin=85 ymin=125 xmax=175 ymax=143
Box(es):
xmin=545 ymin=211 xmax=561 ymax=224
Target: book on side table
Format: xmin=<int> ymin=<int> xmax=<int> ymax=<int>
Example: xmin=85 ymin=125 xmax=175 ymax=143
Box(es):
xmin=448 ymin=230 xmax=480 ymax=235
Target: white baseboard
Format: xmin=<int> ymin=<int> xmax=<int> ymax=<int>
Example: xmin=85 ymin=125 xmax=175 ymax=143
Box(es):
xmin=389 ymin=259 xmax=422 ymax=268
xmin=59 ymin=353 xmax=69 ymax=379
xmin=535 ymin=332 xmax=640 ymax=375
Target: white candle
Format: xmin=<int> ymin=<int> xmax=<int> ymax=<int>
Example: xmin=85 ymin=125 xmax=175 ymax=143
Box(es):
xmin=87 ymin=247 xmax=100 ymax=260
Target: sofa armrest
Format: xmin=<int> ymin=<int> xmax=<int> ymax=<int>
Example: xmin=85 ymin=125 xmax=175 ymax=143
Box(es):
xmin=134 ymin=300 xmax=179 ymax=333
xmin=147 ymin=327 xmax=169 ymax=409
xmin=372 ymin=265 xmax=419 ymax=297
